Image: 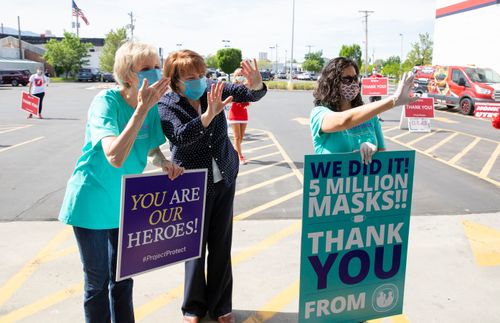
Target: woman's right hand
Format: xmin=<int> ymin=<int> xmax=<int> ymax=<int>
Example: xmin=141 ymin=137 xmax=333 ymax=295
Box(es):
xmin=137 ymin=77 xmax=170 ymax=112
xmin=392 ymin=72 xmax=416 ymax=107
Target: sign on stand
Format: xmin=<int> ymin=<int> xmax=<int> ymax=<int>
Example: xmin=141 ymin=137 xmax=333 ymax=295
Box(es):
xmin=402 ymin=97 xmax=434 ymax=132
xmin=299 ymin=151 xmax=415 ymax=323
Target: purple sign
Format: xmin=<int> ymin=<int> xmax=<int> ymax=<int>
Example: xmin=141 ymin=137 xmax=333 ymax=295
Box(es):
xmin=117 ymin=169 xmax=207 ymax=281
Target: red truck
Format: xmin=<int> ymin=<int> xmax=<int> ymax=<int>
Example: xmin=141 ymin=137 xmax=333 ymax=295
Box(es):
xmin=412 ymin=65 xmax=500 ymax=115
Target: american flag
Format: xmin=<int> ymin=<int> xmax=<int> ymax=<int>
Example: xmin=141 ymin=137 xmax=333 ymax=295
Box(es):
xmin=72 ymin=0 xmax=89 ymax=25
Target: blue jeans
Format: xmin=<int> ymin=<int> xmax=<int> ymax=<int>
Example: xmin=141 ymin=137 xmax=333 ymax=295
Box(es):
xmin=73 ymin=227 xmax=134 ymax=323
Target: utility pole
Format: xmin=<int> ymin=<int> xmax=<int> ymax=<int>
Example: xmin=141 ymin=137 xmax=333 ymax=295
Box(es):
xmin=1 ymin=23 xmax=4 ymax=34
xmin=128 ymin=12 xmax=135 ymax=39
xmin=306 ymin=44 xmax=314 ymax=54
xmin=359 ymin=10 xmax=374 ymax=76
xmin=289 ymin=0 xmax=296 ymax=86
xmin=17 ymin=16 xmax=23 ymax=60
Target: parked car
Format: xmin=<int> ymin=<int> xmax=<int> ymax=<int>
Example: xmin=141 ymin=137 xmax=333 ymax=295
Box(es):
xmin=101 ymin=72 xmax=115 ymax=82
xmin=416 ymin=65 xmax=500 ymax=115
xmin=297 ymin=72 xmax=313 ymax=80
xmin=77 ymin=68 xmax=102 ymax=82
xmin=260 ymin=70 xmax=272 ymax=81
xmin=0 ymin=69 xmax=30 ymax=86
xmin=275 ymin=72 xmax=287 ymax=80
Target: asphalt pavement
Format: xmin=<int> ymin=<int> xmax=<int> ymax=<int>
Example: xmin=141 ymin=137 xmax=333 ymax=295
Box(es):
xmin=0 ymin=83 xmax=499 ymax=323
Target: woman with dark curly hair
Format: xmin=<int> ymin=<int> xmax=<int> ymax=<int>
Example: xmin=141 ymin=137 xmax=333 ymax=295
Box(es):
xmin=310 ymin=57 xmax=414 ymax=163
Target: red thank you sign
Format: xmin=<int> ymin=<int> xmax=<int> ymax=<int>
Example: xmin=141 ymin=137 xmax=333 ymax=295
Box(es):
xmin=21 ymin=92 xmax=39 ymax=115
xmin=405 ymin=98 xmax=434 ymax=118
xmin=361 ymin=77 xmax=389 ymax=96
xmin=474 ymin=102 xmax=500 ymax=118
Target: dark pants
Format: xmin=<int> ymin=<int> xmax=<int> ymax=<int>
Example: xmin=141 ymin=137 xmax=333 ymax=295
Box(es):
xmin=182 ymin=181 xmax=236 ymax=319
xmin=33 ymin=92 xmax=45 ymax=114
xmin=73 ymin=227 xmax=135 ymax=323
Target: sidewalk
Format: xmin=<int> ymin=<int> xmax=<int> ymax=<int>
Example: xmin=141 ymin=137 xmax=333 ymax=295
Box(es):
xmin=1 ymin=212 xmax=499 ymax=322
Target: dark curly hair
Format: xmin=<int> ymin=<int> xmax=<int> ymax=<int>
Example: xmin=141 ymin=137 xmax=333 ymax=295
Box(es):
xmin=313 ymin=57 xmax=364 ymax=112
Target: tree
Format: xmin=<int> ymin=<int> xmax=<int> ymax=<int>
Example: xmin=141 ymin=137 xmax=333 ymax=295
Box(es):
xmin=99 ymin=28 xmax=127 ymax=72
xmin=205 ymin=54 xmax=218 ymax=69
xmin=406 ymin=33 xmax=433 ymax=67
xmin=216 ymin=48 xmax=242 ymax=79
xmin=302 ymin=50 xmax=325 ymax=72
xmin=339 ymin=44 xmax=362 ymax=69
xmin=44 ymin=32 xmax=92 ymax=78
xmin=257 ymin=59 xmax=272 ymax=70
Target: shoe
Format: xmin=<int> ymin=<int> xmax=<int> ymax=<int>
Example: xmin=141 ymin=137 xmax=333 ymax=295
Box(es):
xmin=239 ymin=156 xmax=247 ymax=165
xmin=27 ymin=114 xmax=32 ymax=119
xmin=182 ymin=315 xmax=199 ymax=323
xmin=218 ymin=313 xmax=235 ymax=323
xmin=38 ymin=114 xmax=43 ymax=119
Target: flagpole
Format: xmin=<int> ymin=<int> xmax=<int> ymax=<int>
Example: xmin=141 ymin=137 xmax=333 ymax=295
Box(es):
xmin=76 ymin=13 xmax=79 ymax=37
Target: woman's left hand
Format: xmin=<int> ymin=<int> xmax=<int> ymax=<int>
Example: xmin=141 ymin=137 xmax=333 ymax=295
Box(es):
xmin=241 ymin=58 xmax=263 ymax=91
xmin=162 ymin=160 xmax=185 ymax=180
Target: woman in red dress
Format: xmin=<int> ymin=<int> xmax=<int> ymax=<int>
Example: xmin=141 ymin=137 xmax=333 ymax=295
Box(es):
xmin=228 ymin=68 xmax=250 ymax=164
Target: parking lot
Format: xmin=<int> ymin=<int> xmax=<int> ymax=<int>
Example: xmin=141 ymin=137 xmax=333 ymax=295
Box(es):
xmin=0 ymin=83 xmax=499 ymax=322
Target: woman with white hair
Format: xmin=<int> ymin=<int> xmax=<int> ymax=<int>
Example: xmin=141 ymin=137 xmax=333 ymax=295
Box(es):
xmin=59 ymin=42 xmax=184 ymax=322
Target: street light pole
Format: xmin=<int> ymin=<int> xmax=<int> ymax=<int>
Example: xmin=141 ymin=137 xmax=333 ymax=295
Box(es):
xmin=399 ymin=33 xmax=404 ymax=66
xmin=222 ymin=39 xmax=230 ymax=48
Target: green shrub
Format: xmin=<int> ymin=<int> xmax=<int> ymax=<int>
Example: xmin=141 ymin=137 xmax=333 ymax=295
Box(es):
xmin=264 ymin=81 xmax=316 ymax=91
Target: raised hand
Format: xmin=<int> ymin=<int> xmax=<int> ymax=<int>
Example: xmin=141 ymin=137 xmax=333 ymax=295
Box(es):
xmin=392 ymin=72 xmax=416 ymax=107
xmin=137 ymin=77 xmax=170 ymax=112
xmin=207 ymin=82 xmax=233 ymax=118
xmin=241 ymin=58 xmax=263 ymax=90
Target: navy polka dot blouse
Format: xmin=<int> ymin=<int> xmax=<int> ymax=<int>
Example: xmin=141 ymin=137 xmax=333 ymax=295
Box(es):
xmin=158 ymin=79 xmax=267 ymax=194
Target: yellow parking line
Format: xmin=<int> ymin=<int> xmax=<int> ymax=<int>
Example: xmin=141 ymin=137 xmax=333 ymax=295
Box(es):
xmin=0 ymin=136 xmax=44 ymax=153
xmin=0 ymin=125 xmax=33 ymax=134
xmin=242 ymin=137 xmax=270 ymax=145
xmin=0 ymin=226 xmax=72 ymax=307
xmin=382 ymin=126 xmax=400 ymax=133
xmin=233 ymin=189 xmax=302 ymax=222
xmin=405 ymin=131 xmax=439 ymax=146
xmin=425 ymin=132 xmax=459 ymax=154
xmin=238 ymin=161 xmax=286 ymax=177
xmin=0 ymin=282 xmax=83 ymax=323
xmin=235 ymin=173 xmax=295 ymax=196
xmin=433 ymin=117 xmax=459 ymax=124
xmin=262 ymin=129 xmax=304 ymax=185
xmin=242 ymin=279 xmax=300 ymax=323
xmin=243 ymin=143 xmax=275 ymax=154
xmin=479 ymin=143 xmax=500 ymax=177
xmin=42 ymin=246 xmax=78 ymax=263
xmin=386 ymin=136 xmax=499 ymax=186
xmin=388 ymin=131 xmax=412 ymax=140
xmin=136 ymin=222 xmax=301 ymax=320
xmin=448 ymin=137 xmax=481 ymax=164
xmin=249 ymin=151 xmax=281 ymax=161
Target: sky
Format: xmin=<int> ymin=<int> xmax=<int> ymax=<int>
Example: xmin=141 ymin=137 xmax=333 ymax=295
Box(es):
xmin=1 ymin=0 xmax=437 ymax=64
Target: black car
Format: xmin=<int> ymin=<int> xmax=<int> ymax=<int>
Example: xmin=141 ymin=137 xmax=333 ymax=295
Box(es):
xmin=77 ymin=68 xmax=102 ymax=82
xmin=101 ymin=72 xmax=115 ymax=82
xmin=260 ymin=70 xmax=272 ymax=81
xmin=0 ymin=70 xmax=30 ymax=86
xmin=412 ymin=79 xmax=430 ymax=97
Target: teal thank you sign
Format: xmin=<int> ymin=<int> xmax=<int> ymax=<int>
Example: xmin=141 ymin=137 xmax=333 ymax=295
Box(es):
xmin=299 ymin=150 xmax=415 ymax=322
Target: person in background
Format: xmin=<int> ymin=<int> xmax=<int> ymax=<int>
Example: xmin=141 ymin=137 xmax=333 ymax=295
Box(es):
xmin=227 ymin=67 xmax=251 ymax=164
xmin=58 ymin=42 xmax=184 ymax=323
xmin=159 ymin=49 xmax=267 ymax=323
xmin=492 ymin=112 xmax=500 ymax=129
xmin=27 ymin=67 xmax=49 ymax=119
xmin=310 ymin=57 xmax=414 ymax=164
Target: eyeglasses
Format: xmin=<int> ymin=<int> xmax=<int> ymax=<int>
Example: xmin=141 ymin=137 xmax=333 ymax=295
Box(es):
xmin=340 ymin=75 xmax=360 ymax=84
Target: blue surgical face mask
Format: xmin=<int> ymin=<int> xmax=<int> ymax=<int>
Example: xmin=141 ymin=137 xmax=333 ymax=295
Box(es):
xmin=137 ymin=69 xmax=162 ymax=88
xmin=183 ymin=77 xmax=207 ymax=100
